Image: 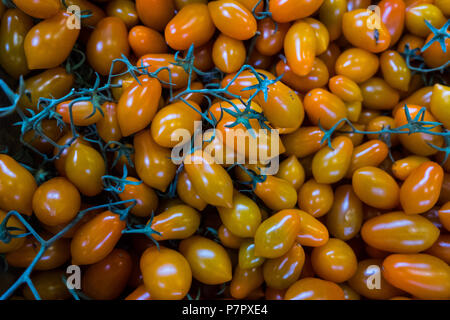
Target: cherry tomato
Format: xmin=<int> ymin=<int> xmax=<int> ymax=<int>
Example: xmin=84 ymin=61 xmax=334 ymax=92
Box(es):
xmin=281 ymin=127 xmax=325 ymax=158
xmin=347 ymin=140 xmax=389 ymax=177
xmin=360 ymin=77 xmax=400 ymax=110
xmin=128 ymin=25 xmax=167 ymax=57
xmin=276 ymin=155 xmax=305 ymax=190
xmin=426 ymin=234 xmax=450 ymax=264
xmin=298 ymin=179 xmax=333 ymax=218
xmin=269 ymin=0 xmax=324 ymax=23
xmin=319 ymin=42 xmax=341 ymax=76
xmin=255 ymin=18 xmax=290 ymax=56
xmin=212 ymin=33 xmax=246 ymax=73
xmin=239 ymin=239 xmax=265 ymax=269
xmin=22 ymin=270 xmax=71 ymax=300
xmin=64 ymin=0 xmax=105 ymax=27
xmin=218 ymin=224 xmax=244 ymax=249
xmin=285 ymin=277 xmax=345 ymax=300
xmin=422 ymin=31 xmax=450 ymax=69
xmin=149 ymin=205 xmax=200 ymax=241
xmin=379 ymin=0 xmax=406 ymax=46
xmin=438 ymin=202 xmax=450 ymax=231
xmin=304 ymin=88 xmax=347 ymax=130
xmin=319 ymin=0 xmax=347 ymax=41
xmin=12 ymin=0 xmax=60 ymax=19
xmin=405 ymin=4 xmax=446 ymax=37
xmin=254 ymin=176 xmax=298 ymax=211
xmin=430 ymin=84 xmax=450 ymax=129
xmin=176 ymin=169 xmax=207 ymax=211
xmin=125 ymin=284 xmax=152 ymax=300
xmin=329 ymin=75 xmax=363 ymax=103
xmin=366 ymin=115 xmax=399 ymax=146
xmin=0 ymin=210 xmax=26 ymax=253
xmin=304 ymin=18 xmax=329 ymax=55
xmin=119 ymin=177 xmax=158 ymax=218
xmin=23 ymin=119 xmax=64 ymax=155
xmin=392 ymin=155 xmax=429 ymax=180
xmin=136 ymin=0 xmax=174 ymax=31
xmin=106 ymin=0 xmax=139 ymax=29
xmin=276 ymin=58 xmax=329 ymax=93
xmin=335 ymin=48 xmax=379 ymax=83
xmin=56 ymin=100 xmax=103 ymax=126
xmin=230 ymin=266 xmax=264 ymax=299
xmin=284 ymin=21 xmax=316 ymax=76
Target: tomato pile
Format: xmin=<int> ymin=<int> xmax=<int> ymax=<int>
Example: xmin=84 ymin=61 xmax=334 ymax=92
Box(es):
xmin=0 ymin=0 xmax=449 ymax=301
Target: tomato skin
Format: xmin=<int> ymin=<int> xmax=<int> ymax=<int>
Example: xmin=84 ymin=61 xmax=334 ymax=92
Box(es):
xmin=263 ymin=243 xmax=305 ymax=290
xmin=24 ymin=11 xmax=80 ymax=70
xmin=285 ymin=277 xmax=345 ymax=300
xmin=96 ymin=102 xmax=122 ymax=144
xmin=0 ymin=154 xmax=37 ymax=216
xmin=218 ymin=191 xmax=261 ymax=237
xmin=276 ymin=58 xmax=329 ymax=93
xmin=328 ymin=75 xmax=363 ymax=103
xmin=150 ymin=205 xmax=200 ymax=241
xmin=106 ymin=0 xmax=139 ymax=29
xmin=276 ymin=155 xmax=305 ymax=190
xmin=128 ymin=26 xmax=167 ymax=57
xmin=12 ymin=0 xmax=60 ymax=19
xmin=318 ymin=42 xmax=340 ymax=77
xmin=392 ymin=156 xmax=429 ymax=181
xmin=382 ymin=253 xmax=450 ymax=299
xmin=180 ymin=236 xmax=232 ymax=285
xmin=239 ymin=239 xmax=265 ymax=269
xmin=281 ymin=126 xmax=325 ymax=158
xmin=347 ymin=140 xmax=389 ymax=178
xmin=298 ymin=179 xmax=333 ymax=218
xmin=255 ymin=18 xmax=289 ymax=56
xmin=165 ymin=3 xmax=215 ymax=51
xmin=140 ymin=246 xmax=192 ymax=300
xmin=269 ymin=0 xmax=324 ymax=23
xmin=82 ymin=249 xmax=132 ymax=300
xmin=134 ymin=130 xmax=177 ymax=192
xmin=118 ymin=177 xmax=158 ymax=218
xmin=212 ymin=33 xmax=246 ymax=73
xmin=319 ymin=0 xmax=347 ymax=41
xmin=284 ymin=21 xmax=316 ymax=76
xmin=23 ymin=270 xmax=71 ymax=300
xmin=405 ymin=4 xmax=446 ymax=37
xmin=0 ymin=210 xmax=26 ymax=253
xmin=254 ymin=176 xmax=298 ymax=211
xmin=218 ymin=224 xmax=244 ymax=249
xmin=400 ymin=162 xmax=444 ymax=215
xmin=360 ymin=77 xmax=400 ymax=110
xmin=0 ymin=9 xmax=33 ymax=79
xmin=265 ymin=287 xmax=286 ymax=300
xmin=254 ymin=209 xmax=301 ymax=258
xmin=312 ymin=136 xmax=353 ymax=184
xmin=136 ymin=0 xmax=174 ymax=31
xmin=71 ymin=211 xmax=126 ymax=265
xmin=53 ymin=133 xmax=91 ymax=177
xmin=352 ymin=167 xmax=400 ymax=210
xmin=304 ymin=88 xmax=347 ymax=130
xmin=366 ymin=116 xmax=399 ymax=146
xmin=422 ymin=32 xmax=450 ymax=69
xmin=335 ymin=48 xmax=379 ymax=83
xmin=208 ymin=0 xmax=257 ymax=40
xmin=56 ymin=100 xmax=103 ymax=126
xmin=379 ymin=0 xmax=406 ymax=46
xmin=430 ymin=84 xmax=450 ymax=130
xmin=125 ymin=284 xmax=152 ymax=300
xmin=348 ymin=259 xmax=404 ymax=299
xmin=176 ymin=169 xmax=207 ymax=211
xmin=426 ymin=234 xmax=450 ymax=264
xmin=23 ymin=119 xmax=64 ymax=155
xmin=230 ymin=266 xmax=264 ymax=299
xmin=438 ymin=202 xmax=450 ymax=231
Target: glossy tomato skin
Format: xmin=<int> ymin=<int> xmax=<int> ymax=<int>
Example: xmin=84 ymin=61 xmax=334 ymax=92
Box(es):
xmin=82 ymin=249 xmax=132 ymax=300
xmin=304 ymin=88 xmax=347 ymax=130
xmin=212 ymin=33 xmax=246 ymax=73
xmin=285 ymin=277 xmax=345 ymax=300
xmin=140 ymin=246 xmax=192 ymax=300
xmin=269 ymin=0 xmax=324 ymax=23
xmin=230 ymin=266 xmax=264 ymax=299
xmin=119 ymin=177 xmax=158 ymax=218
xmin=380 ymin=51 xmax=411 ymax=93
xmin=128 ymin=25 xmax=167 ymax=57
xmin=438 ymin=202 xmax=450 ymax=231
xmin=281 ymin=127 xmax=325 ymax=158
xmin=392 ymin=156 xmax=429 ymax=180
xmin=12 ymin=0 xmax=60 ymax=19
xmin=0 ymin=210 xmax=26 ymax=253
xmin=254 ymin=176 xmax=298 ymax=211
xmin=125 ymin=284 xmax=152 ymax=300
xmin=382 ymin=253 xmax=450 ymax=299
xmin=426 ymin=234 xmax=450 ymax=264
xmin=0 ymin=9 xmax=33 ymax=79
xmin=335 ymin=48 xmax=379 ymax=83
xmin=284 ymin=21 xmax=316 ymax=76
xmin=400 ymin=162 xmax=444 ymax=214
xmin=319 ymin=0 xmax=347 ymax=41
xmin=405 ymin=3 xmax=446 ymax=37
xmin=176 ymin=169 xmax=207 ymax=211
xmin=422 ymin=32 xmax=450 ymax=69
xmin=106 ymin=0 xmax=139 ymax=29
xmin=218 ymin=224 xmax=244 ymax=249
xmin=430 ymin=84 xmax=450 ymax=129
xmin=53 ymin=133 xmax=91 ymax=177
xmin=276 ymin=58 xmax=329 ymax=93
xmin=360 ymin=77 xmax=400 ymax=110
xmin=255 ymin=18 xmax=290 ymax=56
xmin=24 ymin=11 xmax=80 ymax=70
xmin=150 ymin=205 xmax=200 ymax=241
xmin=379 ymin=0 xmax=406 ymax=46
xmin=347 ymin=140 xmax=389 ymax=177
xmin=239 ymin=239 xmax=265 ymax=269
xmin=276 ymin=155 xmax=305 ymax=190
xmin=0 ymin=154 xmax=37 ymax=216
xmin=136 ymin=0 xmax=174 ymax=31
xmin=328 ymin=75 xmax=363 ymax=102
xmin=179 ymin=236 xmax=232 ymax=285
xmin=96 ymin=102 xmax=122 ymax=144
xmin=298 ymin=179 xmax=333 ymax=218
xmin=71 ymin=211 xmax=125 ymax=265
xmin=56 ymin=100 xmax=103 ymax=126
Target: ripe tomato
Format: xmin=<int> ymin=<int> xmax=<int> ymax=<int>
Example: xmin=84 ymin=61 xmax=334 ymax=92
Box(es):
xmin=254 ymin=176 xmax=298 ymax=211
xmin=23 ymin=119 xmax=64 ymax=155
xmin=64 ymin=0 xmax=105 ymax=27
xmin=405 ymin=3 xmax=446 ymax=37
xmin=22 ymin=270 xmax=71 ymax=300
xmin=56 ymin=100 xmax=103 ymax=126
xmin=304 ymin=18 xmax=329 ymax=55
xmin=125 ymin=285 xmax=152 ymax=300
xmin=96 ymin=102 xmax=122 ymax=144
xmin=298 ymin=179 xmax=333 ymax=218
xmin=391 ymin=155 xmax=429 ymax=180
xmin=212 ymin=34 xmax=246 ymax=73
xmin=319 ymin=0 xmax=347 ymax=41
xmin=318 ymin=42 xmax=340 ymax=76
xmin=360 ymin=77 xmax=400 ymax=110
xmin=296 ymin=209 xmax=330 ymax=247
xmin=438 ymin=202 xmax=450 ymax=231
xmin=230 ymin=266 xmax=264 ymax=299
xmin=281 ymin=126 xmax=325 ymax=158
xmin=276 ymin=58 xmax=329 ymax=93
xmin=285 ymin=277 xmax=345 ymax=300
xmin=430 ymin=84 xmax=450 ymax=129
xmin=255 ymin=18 xmax=290 ymax=56
xmin=53 ymin=132 xmax=91 ymax=177
xmin=379 ymin=0 xmax=406 ymax=46
xmin=335 ymin=48 xmax=379 ymax=83
xmin=12 ymin=0 xmax=60 ymax=19
xmin=239 ymin=239 xmax=265 ymax=269
xmin=347 ymin=140 xmax=389 ymax=177
xmin=426 ymin=234 xmax=450 ymax=264
xmin=422 ymin=32 xmax=450 ymax=69
xmin=136 ymin=0 xmax=174 ymax=31
xmin=284 ymin=21 xmax=316 ymax=76
xmin=0 ymin=210 xmax=26 ymax=253
xmin=304 ymin=88 xmax=347 ymax=130
xmin=176 ymin=169 xmax=207 ymax=211
xmin=276 ymin=155 xmax=305 ymax=190
xmin=118 ymin=177 xmax=158 ymax=218
xmin=218 ymin=224 xmax=244 ymax=249
xmin=269 ymin=0 xmax=324 ymax=23
xmin=128 ymin=26 xmax=168 ymax=57
xmin=106 ymin=0 xmax=139 ymax=29
xmin=328 ymin=75 xmax=363 ymax=103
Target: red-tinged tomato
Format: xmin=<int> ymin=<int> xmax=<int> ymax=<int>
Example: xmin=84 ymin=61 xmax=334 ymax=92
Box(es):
xmin=71 ymin=211 xmax=125 ymax=265
xmin=304 ymin=18 xmax=329 ymax=55
xmin=230 ymin=266 xmax=264 ymax=299
xmin=65 ymin=143 xmax=105 ymax=197
xmin=382 ymin=253 xmax=450 ymax=299
xmin=149 ymin=205 xmax=200 ymax=241
xmin=430 ymin=84 xmax=450 ymax=129
xmin=255 ymin=18 xmax=290 ymax=56
xmin=327 ymin=185 xmax=364 ymax=241
xmin=56 ymin=100 xmax=103 ymax=127
xmin=239 ymin=239 xmax=265 ymax=269
xmin=212 ymin=33 xmax=246 ymax=73
xmin=180 ymin=236 xmax=232 ymax=285
xmin=128 ymin=26 xmax=167 ymax=57
xmin=254 ymin=176 xmax=298 ymax=211
xmin=269 ymin=0 xmax=324 ymax=23
xmin=7 ymin=234 xmax=70 ymax=270
xmin=12 ymin=0 xmax=60 ymax=19
xmin=0 ymin=154 xmax=37 ymax=216
xmin=276 ymin=155 xmax=305 ymax=190
xmin=136 ymin=0 xmax=174 ymax=31
xmin=276 ymin=58 xmax=329 ymax=93
xmin=304 ymin=88 xmax=347 ymax=130
xmin=23 ymin=119 xmax=65 ymax=155
xmin=140 ymin=246 xmax=192 ymax=300
xmin=82 ymin=249 xmax=132 ymax=300
xmin=362 ymin=211 xmax=440 ymax=253
xmin=184 ymin=150 xmax=233 ymax=208
xmin=319 ymin=0 xmax=347 ymax=41
xmin=24 ymin=11 xmax=80 ymax=70
xmin=312 ymin=136 xmax=353 ymax=184
xmin=335 ymin=48 xmax=379 ymax=83
xmin=400 ymin=161 xmax=444 ymax=214
xmin=285 ymin=277 xmax=345 ymax=300
xmin=125 ymin=285 xmax=152 ymax=300
xmin=176 ymin=169 xmax=207 ymax=211
xmin=0 ymin=210 xmax=26 ymax=253
xmin=392 ymin=156 xmax=429 ymax=180
xmin=405 ymin=4 xmax=446 ymax=37
xmin=165 ymin=3 xmax=215 ymax=51
xmin=318 ymin=42 xmax=340 ymax=76
xmin=254 ymin=209 xmax=301 ymax=258
xmin=22 ymin=270 xmax=71 ymax=300
xmin=0 ymin=9 xmax=33 ymax=79
xmin=298 ymin=179 xmax=333 ymax=218
xmin=352 ymin=167 xmax=400 ymax=210
xmin=191 ymin=41 xmax=214 ymax=72
xmin=348 ymin=259 xmax=404 ymax=299
xmin=218 ymin=224 xmax=244 ymax=249
xmin=263 ymin=242 xmax=305 ymax=290
xmin=137 ymin=54 xmax=193 ymax=89
xmin=438 ymin=202 xmax=450 ymax=231
xmin=208 ymin=0 xmax=257 ymax=40
xmin=134 ymin=130 xmax=176 ymax=192
xmin=329 ymin=75 xmax=363 ymax=103
xmin=64 ymin=0 xmax=105 ymax=27
xmin=422 ymin=29 xmax=450 ymax=69
xmin=360 ymin=77 xmax=400 ymax=110
xmin=347 ymin=140 xmax=389 ymax=177
xmin=426 ymin=234 xmax=450 ymax=264
xmin=119 ymin=177 xmax=158 ymax=218
xmin=379 ymin=0 xmax=406 ymax=46
xmin=106 ymin=0 xmax=139 ymax=28
xmin=281 ymin=126 xmax=325 ymax=158
xmin=394 ymin=105 xmax=444 ymax=156
xmin=284 ymin=21 xmax=316 ymax=76
xmin=366 ymin=116 xmax=399 ymax=145
xmin=96 ymin=102 xmax=122 ymax=144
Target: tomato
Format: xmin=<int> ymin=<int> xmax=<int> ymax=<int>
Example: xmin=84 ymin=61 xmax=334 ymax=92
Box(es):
xmin=319 ymin=0 xmax=347 ymax=41
xmin=304 ymin=88 xmax=347 ymax=130
xmin=328 ymin=75 xmax=363 ymax=103
xmin=438 ymin=202 xmax=450 ymax=231
xmin=190 ymin=41 xmax=214 ymax=72
xmin=276 ymin=58 xmax=329 ymax=93
xmin=318 ymin=42 xmax=340 ymax=76
xmin=263 ymin=242 xmax=305 ymax=290
xmin=7 ymin=233 xmax=70 ymax=270
xmin=426 ymin=234 xmax=450 ymax=264
xmin=276 ymin=155 xmax=305 ymax=190
xmin=218 ymin=224 xmax=244 ymax=249
xmin=136 ymin=0 xmax=174 ymax=31
xmin=430 ymin=84 xmax=450 ymax=129
xmin=64 ymin=0 xmax=105 ymax=27
xmin=24 ymin=11 xmax=80 ymax=70
xmin=176 ymin=169 xmax=207 ymax=211
xmin=208 ymin=0 xmax=256 ymax=40
xmin=255 ymin=18 xmax=290 ymax=56
xmin=335 ymin=48 xmax=379 ymax=83
xmin=400 ymin=161 xmax=444 ymax=214
xmin=327 ymin=185 xmax=363 ymax=241
xmin=0 ymin=9 xmax=33 ymax=79
xmin=303 ymin=18 xmax=329 ymax=56
xmin=239 ymin=239 xmax=265 ymax=269
xmin=149 ymin=205 xmax=200 ymax=241
xmin=298 ymin=179 xmax=333 ymax=218
xmin=0 ymin=154 xmax=37 ymax=216
xmin=254 ymin=209 xmax=301 ymax=258
xmin=381 ymin=51 xmax=411 ymax=93
xmin=230 ymin=266 xmax=264 ymax=299
xmin=106 ymin=0 xmax=139 ymax=29
xmin=56 ymin=100 xmax=103 ymax=126
xmin=95 ymin=102 xmax=121 ymax=144
xmin=53 ymin=132 xmax=90 ymax=177
xmin=382 ymin=253 xmax=450 ymax=299
xmin=212 ymin=33 xmax=246 ymax=73
xmin=128 ymin=26 xmax=167 ymax=57
xmin=394 ymin=87 xmax=433 ymax=114
xmin=82 ymin=249 xmax=132 ymax=300
xmin=254 ymin=176 xmax=298 ymax=211
xmin=379 ymin=0 xmax=406 ymax=46
xmin=125 ymin=284 xmax=152 ymax=300
xmin=265 ymin=287 xmax=286 ymax=300
xmin=348 ymin=259 xmax=404 ymax=299
xmin=352 ymin=167 xmax=400 ymax=210
xmin=281 ymin=126 xmax=325 ymax=158
xmin=140 ymin=246 xmax=192 ymax=300
xmin=347 ymin=140 xmax=389 ymax=177
xmin=71 ymin=211 xmax=125 ymax=265
xmin=392 ymin=156 xmax=429 ymax=180
xmin=165 ymin=3 xmax=215 ymax=51
xmin=118 ymin=177 xmax=158 ymax=218
xmin=312 ymin=136 xmax=353 ymax=184
xmin=360 ymin=77 xmax=400 ymax=110
xmin=23 ymin=119 xmax=64 ymax=155
xmin=22 ymin=270 xmax=71 ymax=300
xmin=405 ymin=4 xmax=446 ymax=37
xmin=285 ymin=277 xmax=345 ymax=300
xmin=347 ymin=0 xmax=371 ymax=11
xmin=366 ymin=115 xmax=399 ymax=146
xmin=422 ymin=31 xmax=450 ymax=69
xmin=11 ymin=0 xmax=60 ymax=19
xmin=173 ymin=82 xmax=205 ymax=106
xmin=339 ymin=284 xmax=361 ymax=300
xmin=269 ymin=0 xmax=324 ymax=23
xmin=0 ymin=210 xmax=26 ymax=253
xmin=134 ymin=130 xmax=177 ymax=192
xmin=284 ymin=21 xmax=316 ymax=76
